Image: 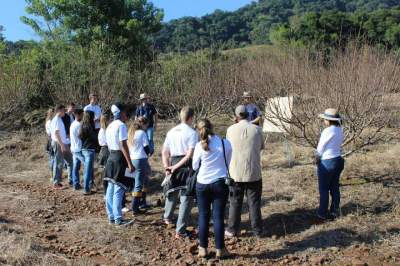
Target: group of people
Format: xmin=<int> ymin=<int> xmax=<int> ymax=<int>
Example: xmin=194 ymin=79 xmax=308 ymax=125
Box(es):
xmin=44 ymin=91 xmax=345 ymax=259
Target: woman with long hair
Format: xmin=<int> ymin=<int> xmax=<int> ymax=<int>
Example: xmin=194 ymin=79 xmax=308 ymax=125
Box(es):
xmin=192 ymin=119 xmax=232 ymax=259
xmin=316 ymin=108 xmax=345 ymax=220
xmin=79 ymin=110 xmax=97 ymax=195
xmin=98 ymin=114 xmax=110 ymax=195
xmin=127 ymin=116 xmax=151 ymax=214
xmin=45 ymin=108 xmax=54 ymax=172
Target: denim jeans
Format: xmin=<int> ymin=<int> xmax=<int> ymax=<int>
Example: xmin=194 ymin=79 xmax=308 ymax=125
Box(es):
xmin=82 ymin=149 xmax=95 ymax=193
xmin=196 ymin=179 xmax=228 ymax=249
xmin=72 ymin=151 xmax=84 ymax=188
xmin=227 ymin=180 xmax=263 ymax=235
xmin=164 ymin=189 xmax=193 ymax=234
xmin=131 ymin=158 xmax=150 ymax=197
xmin=105 ymin=182 xmax=125 ymax=222
xmin=317 ymin=156 xmax=345 ymax=217
xmin=146 ymin=127 xmax=154 ymax=155
xmin=52 ymin=141 xmax=73 ymax=185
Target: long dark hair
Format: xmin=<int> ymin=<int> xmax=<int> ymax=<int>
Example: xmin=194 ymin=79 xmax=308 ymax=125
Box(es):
xmin=197 ymin=119 xmax=214 ymax=151
xmin=80 ymin=111 xmax=95 ymax=139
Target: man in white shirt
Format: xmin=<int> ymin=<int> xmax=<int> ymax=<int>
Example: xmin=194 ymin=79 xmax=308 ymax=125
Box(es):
xmin=51 ymin=104 xmax=73 ymax=189
xmin=162 ymin=106 xmax=198 ymax=239
xmin=70 ymin=109 xmax=84 ymax=190
xmin=84 ymin=93 xmax=102 ymax=130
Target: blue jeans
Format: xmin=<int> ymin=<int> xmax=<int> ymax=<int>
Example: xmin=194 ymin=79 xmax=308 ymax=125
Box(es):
xmin=82 ymin=149 xmax=95 ymax=193
xmin=52 ymin=141 xmax=73 ymax=185
xmin=106 ymin=182 xmax=125 ymax=222
xmin=196 ymin=180 xmax=228 ymax=249
xmin=164 ymin=189 xmax=193 ymax=234
xmin=146 ymin=127 xmax=154 ymax=155
xmin=131 ymin=158 xmax=150 ymax=196
xmin=72 ymin=151 xmax=84 ymax=189
xmin=317 ymin=156 xmax=345 ymax=217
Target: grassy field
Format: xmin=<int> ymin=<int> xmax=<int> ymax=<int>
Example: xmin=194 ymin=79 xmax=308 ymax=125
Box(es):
xmin=0 ymin=119 xmax=399 ymax=265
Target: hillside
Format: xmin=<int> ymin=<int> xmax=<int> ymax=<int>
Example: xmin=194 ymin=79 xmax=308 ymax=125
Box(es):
xmin=151 ymin=0 xmax=400 ymax=52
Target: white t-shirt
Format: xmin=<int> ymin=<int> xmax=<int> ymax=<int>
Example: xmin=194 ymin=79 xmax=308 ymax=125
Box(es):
xmin=129 ymin=130 xmax=150 ymax=160
xmin=193 ymin=135 xmax=232 ymax=185
xmin=163 ymin=123 xmax=198 ymax=157
xmin=45 ymin=120 xmax=52 ymax=136
xmin=50 ymin=114 xmax=69 ymax=145
xmin=317 ymin=125 xmax=344 ymax=160
xmin=70 ymin=120 xmax=82 ymax=153
xmin=98 ymin=128 xmax=107 ymax=147
xmin=84 ymin=104 xmax=102 ymax=129
xmin=106 ymin=120 xmax=128 ymax=151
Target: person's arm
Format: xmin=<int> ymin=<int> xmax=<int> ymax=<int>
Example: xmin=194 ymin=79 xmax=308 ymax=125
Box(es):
xmin=121 ymin=140 xmax=134 ymax=172
xmin=315 ymin=130 xmax=334 ymax=164
xmin=162 ymin=145 xmax=172 ymax=175
xmin=55 ymin=130 xmax=66 ymax=152
xmin=167 ymin=148 xmax=194 ymax=173
xmin=251 ymin=106 xmax=263 ymax=125
xmin=192 ymin=144 xmax=201 ymax=171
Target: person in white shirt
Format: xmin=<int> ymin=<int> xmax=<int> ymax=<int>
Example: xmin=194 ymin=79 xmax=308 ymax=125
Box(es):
xmin=84 ymin=93 xmax=102 ymax=134
xmin=45 ymin=108 xmax=54 ymax=172
xmin=316 ymin=108 xmax=345 ymax=220
xmin=162 ymin=106 xmax=198 ymax=239
xmin=192 ymin=119 xmax=232 ymax=259
xmin=128 ymin=117 xmax=152 ymax=215
xmin=104 ymin=103 xmax=135 ymax=226
xmin=50 ymin=104 xmax=73 ymax=189
xmin=70 ymin=109 xmax=84 ymax=190
xmin=98 ymin=114 xmax=110 ymax=195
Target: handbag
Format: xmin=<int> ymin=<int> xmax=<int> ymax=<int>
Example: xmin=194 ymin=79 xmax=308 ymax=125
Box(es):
xmin=221 ymin=138 xmax=235 ymax=186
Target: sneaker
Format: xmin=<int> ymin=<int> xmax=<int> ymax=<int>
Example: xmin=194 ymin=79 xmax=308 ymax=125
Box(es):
xmin=108 ymin=220 xmax=115 ymax=225
xmin=224 ymin=230 xmax=235 ymax=238
xmin=83 ymin=191 xmax=94 ymax=196
xmin=198 ymin=247 xmax=208 ymax=258
xmin=53 ymin=183 xmax=64 ymax=190
xmin=216 ymin=248 xmax=230 ymax=259
xmin=122 ymin=207 xmax=130 ymax=213
xmin=73 ymin=185 xmax=82 ymax=191
xmin=132 ymin=209 xmax=147 ymax=215
xmin=115 ymin=219 xmax=134 ymax=226
xmin=163 ymin=218 xmax=173 ymax=225
xmin=175 ymin=230 xmax=195 ymax=240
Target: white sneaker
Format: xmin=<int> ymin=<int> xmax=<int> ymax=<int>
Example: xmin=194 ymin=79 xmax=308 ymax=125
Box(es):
xmin=122 ymin=207 xmax=130 ymax=213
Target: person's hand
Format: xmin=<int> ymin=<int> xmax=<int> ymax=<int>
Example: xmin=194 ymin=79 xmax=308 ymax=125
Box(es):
xmin=167 ymin=166 xmax=178 ymax=174
xmin=164 ymin=167 xmax=172 ymax=176
xmin=60 ymin=143 xmax=66 ymax=153
xmin=128 ymin=164 xmax=135 ymax=173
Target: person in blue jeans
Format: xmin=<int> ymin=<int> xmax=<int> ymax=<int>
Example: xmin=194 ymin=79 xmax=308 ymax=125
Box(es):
xmin=70 ymin=109 xmax=84 ymax=190
xmin=104 ymin=103 xmax=135 ymax=226
xmin=316 ymin=108 xmax=345 ymax=220
xmin=135 ymin=93 xmax=158 ymax=156
xmin=192 ymin=119 xmax=232 ymax=259
xmin=79 ymin=110 xmax=98 ymax=195
xmin=128 ymin=117 xmax=152 ymax=214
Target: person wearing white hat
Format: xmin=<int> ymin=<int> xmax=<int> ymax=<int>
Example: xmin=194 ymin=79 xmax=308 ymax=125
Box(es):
xmin=242 ymin=92 xmax=262 ymax=126
xmin=316 ymin=108 xmax=345 ymax=220
xmin=104 ymin=103 xmax=135 ymax=226
xmin=135 ymin=93 xmax=158 ymax=156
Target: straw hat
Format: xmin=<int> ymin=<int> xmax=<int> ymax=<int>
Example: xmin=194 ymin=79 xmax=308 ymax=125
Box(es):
xmin=242 ymin=91 xmax=252 ymax=98
xmin=318 ymin=108 xmax=341 ymax=121
xmin=139 ymin=93 xmax=150 ymax=100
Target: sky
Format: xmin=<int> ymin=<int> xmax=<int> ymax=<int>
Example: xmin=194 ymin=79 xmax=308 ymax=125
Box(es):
xmin=0 ymin=0 xmax=253 ymax=42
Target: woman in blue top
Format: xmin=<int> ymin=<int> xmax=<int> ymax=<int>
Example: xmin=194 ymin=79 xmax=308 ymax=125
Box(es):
xmin=192 ymin=119 xmax=232 ymax=259
xmin=316 ymin=108 xmax=345 ymax=220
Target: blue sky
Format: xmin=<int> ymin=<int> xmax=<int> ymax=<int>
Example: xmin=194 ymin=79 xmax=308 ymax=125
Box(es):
xmin=0 ymin=0 xmax=253 ymax=42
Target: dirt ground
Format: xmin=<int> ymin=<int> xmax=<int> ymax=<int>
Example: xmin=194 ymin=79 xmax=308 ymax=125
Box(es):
xmin=0 ymin=121 xmax=399 ymax=266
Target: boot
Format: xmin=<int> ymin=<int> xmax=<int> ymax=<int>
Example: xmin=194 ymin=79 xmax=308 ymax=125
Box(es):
xmin=216 ymin=248 xmax=230 ymax=259
xmin=140 ymin=192 xmax=151 ymax=209
xmin=132 ymin=197 xmax=146 ymax=215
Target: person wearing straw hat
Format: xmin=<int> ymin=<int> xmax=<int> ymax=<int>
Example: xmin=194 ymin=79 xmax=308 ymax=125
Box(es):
xmin=135 ymin=93 xmax=158 ymax=156
xmin=315 ymin=108 xmax=345 ymax=221
xmin=242 ymin=92 xmax=262 ymax=126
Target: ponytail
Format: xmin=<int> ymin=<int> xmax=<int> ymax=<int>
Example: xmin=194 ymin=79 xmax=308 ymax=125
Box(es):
xmin=197 ymin=119 xmax=214 ymax=151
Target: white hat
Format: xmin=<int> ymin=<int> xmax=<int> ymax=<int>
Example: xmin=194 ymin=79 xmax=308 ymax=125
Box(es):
xmin=235 ymin=105 xmax=248 ymax=117
xmin=139 ymin=93 xmax=149 ymax=100
xmin=242 ymin=91 xmax=252 ymax=98
xmin=318 ymin=108 xmax=341 ymax=121
xmin=111 ymin=104 xmax=121 ymax=116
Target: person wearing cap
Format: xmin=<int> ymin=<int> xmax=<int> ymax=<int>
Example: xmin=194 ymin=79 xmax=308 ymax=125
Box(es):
xmin=225 ymin=105 xmax=264 ymax=238
xmin=84 ymin=93 xmax=102 ymax=136
xmin=104 ymin=103 xmax=135 ymax=226
xmin=135 ymin=93 xmax=158 ymax=156
xmin=316 ymin=108 xmax=345 ymax=220
xmin=242 ymin=91 xmax=263 ymax=126
xmin=162 ymin=106 xmax=198 ymax=239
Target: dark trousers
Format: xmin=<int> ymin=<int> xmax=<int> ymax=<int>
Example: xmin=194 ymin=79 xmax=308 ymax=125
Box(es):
xmin=196 ymin=179 xmax=228 ymax=249
xmin=317 ymin=156 xmax=344 ymax=217
xmin=227 ymin=180 xmax=263 ymax=235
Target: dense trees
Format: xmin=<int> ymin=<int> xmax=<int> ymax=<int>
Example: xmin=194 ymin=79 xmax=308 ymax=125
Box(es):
xmin=152 ymin=0 xmax=400 ymax=53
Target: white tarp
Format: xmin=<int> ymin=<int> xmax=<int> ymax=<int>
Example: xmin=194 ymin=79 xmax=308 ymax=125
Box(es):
xmin=263 ymin=96 xmax=293 ymax=133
